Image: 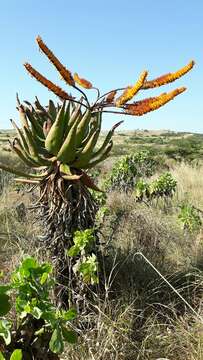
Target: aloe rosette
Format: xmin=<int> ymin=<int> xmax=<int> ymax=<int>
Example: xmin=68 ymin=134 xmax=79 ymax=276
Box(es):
xmin=5 ymin=97 xmax=121 ymax=191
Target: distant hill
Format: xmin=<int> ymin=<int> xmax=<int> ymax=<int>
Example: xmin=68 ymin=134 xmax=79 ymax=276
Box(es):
xmin=1 ymin=129 xmax=203 ymax=163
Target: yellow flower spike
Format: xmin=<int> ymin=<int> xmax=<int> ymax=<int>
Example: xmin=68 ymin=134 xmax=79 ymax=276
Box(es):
xmin=115 ymin=70 xmax=148 ymax=107
xmin=36 ymin=36 xmax=75 ymax=86
xmin=125 ymin=87 xmax=186 ymax=116
xmin=142 ymin=60 xmax=195 ymax=89
xmin=115 ymin=86 xmax=131 ymax=106
xmin=24 ymin=63 xmax=74 ymax=101
xmin=74 ymin=73 xmax=93 ymax=89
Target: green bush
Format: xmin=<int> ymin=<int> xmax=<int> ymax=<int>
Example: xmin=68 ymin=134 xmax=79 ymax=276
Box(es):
xmin=0 ymin=257 xmax=77 ymax=358
xmin=104 ymin=151 xmax=157 ymax=192
xmin=134 ymin=172 xmax=177 ymax=201
xmin=68 ymin=229 xmax=99 ymax=285
xmin=149 ymin=172 xmax=177 ymax=198
xmin=178 ymin=203 xmax=202 ymax=232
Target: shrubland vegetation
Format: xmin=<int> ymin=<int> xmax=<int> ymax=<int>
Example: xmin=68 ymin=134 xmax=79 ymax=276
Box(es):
xmin=1 ymin=129 xmax=203 ymax=359
xmin=0 ymin=36 xmax=202 ymax=359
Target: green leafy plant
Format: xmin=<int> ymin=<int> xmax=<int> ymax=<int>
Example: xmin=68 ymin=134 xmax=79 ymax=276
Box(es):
xmin=68 ymin=230 xmax=99 ymax=284
xmin=134 ymin=179 xmax=150 ymax=201
xmin=104 ymin=151 xmax=157 ymax=192
xmin=178 ymin=203 xmax=202 ymax=232
xmin=0 ymin=349 xmax=22 ymax=360
xmin=68 ymin=229 xmax=95 ymax=257
xmin=149 ymin=172 xmax=177 ymax=198
xmin=0 ymin=257 xmax=77 ymax=359
xmin=134 ymin=172 xmax=177 ymax=201
xmin=73 ymin=254 xmax=99 ymax=285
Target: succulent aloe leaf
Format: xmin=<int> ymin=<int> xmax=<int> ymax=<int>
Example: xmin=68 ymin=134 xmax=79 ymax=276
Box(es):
xmin=0 ymin=162 xmax=43 ymax=179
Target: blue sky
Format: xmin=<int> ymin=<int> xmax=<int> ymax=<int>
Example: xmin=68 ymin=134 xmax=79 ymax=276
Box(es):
xmin=0 ymin=0 xmax=202 ymax=132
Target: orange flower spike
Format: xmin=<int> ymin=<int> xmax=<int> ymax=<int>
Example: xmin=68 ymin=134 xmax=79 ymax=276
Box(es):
xmin=124 ymin=96 xmax=158 ymax=113
xmin=36 ymin=36 xmax=75 ymax=86
xmin=105 ymin=90 xmax=117 ymax=103
xmin=73 ymin=73 xmax=93 ymax=89
xmin=116 ymin=70 xmax=148 ymax=107
xmin=24 ymin=63 xmax=74 ymax=101
xmin=142 ymin=61 xmax=195 ymax=89
xmin=125 ymin=87 xmax=186 ymax=116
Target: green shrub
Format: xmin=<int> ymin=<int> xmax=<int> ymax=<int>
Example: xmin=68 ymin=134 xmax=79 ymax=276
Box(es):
xmin=0 ymin=257 xmax=77 ymax=358
xmin=134 ymin=172 xmax=177 ymax=201
xmin=178 ymin=203 xmax=202 ymax=232
xmin=149 ymin=172 xmax=177 ymax=198
xmin=104 ymin=151 xmax=157 ymax=192
xmin=68 ymin=229 xmax=99 ymax=285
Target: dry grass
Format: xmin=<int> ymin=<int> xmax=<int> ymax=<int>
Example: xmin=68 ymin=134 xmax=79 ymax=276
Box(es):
xmin=62 ymin=299 xmax=136 ymax=360
xmin=136 ymin=312 xmax=203 ymax=360
xmin=104 ymin=191 xmax=201 ymax=271
xmin=171 ymin=162 xmax=203 ymax=209
xmin=0 ymin=173 xmax=41 ymax=274
xmin=62 ymin=305 xmax=203 ymax=360
xmin=0 ymin=140 xmax=203 ymax=359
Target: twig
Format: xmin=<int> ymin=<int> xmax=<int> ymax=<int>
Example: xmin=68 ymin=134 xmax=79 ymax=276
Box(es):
xmin=134 ymin=251 xmax=203 ymax=322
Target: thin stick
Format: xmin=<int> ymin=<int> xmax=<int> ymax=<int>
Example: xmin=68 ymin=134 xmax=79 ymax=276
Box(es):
xmin=66 ymin=98 xmax=89 ymax=109
xmin=134 ymin=251 xmax=203 ymax=322
xmin=73 ymin=84 xmax=91 ymax=108
xmin=93 ymin=87 xmax=100 ymax=100
xmin=95 ymin=87 xmax=126 ymax=103
xmin=102 ymin=110 xmax=128 ymax=115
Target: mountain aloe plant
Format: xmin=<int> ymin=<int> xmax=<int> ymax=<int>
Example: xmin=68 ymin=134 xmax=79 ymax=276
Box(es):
xmin=0 ymin=36 xmax=194 ymax=305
